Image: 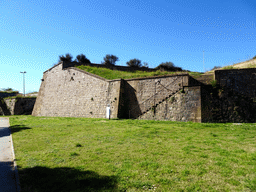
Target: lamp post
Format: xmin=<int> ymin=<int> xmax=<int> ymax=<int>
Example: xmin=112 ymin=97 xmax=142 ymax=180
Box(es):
xmin=203 ymin=51 xmax=205 ymax=72
xmin=20 ymin=71 xmax=26 ymax=96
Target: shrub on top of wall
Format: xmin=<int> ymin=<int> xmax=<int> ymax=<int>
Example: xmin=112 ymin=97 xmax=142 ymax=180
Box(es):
xmin=4 ymin=96 xmax=37 ymax=100
xmin=210 ymin=80 xmax=218 ymax=88
xmin=222 ymin=66 xmax=234 ymax=70
xmin=0 ymin=91 xmax=19 ymax=94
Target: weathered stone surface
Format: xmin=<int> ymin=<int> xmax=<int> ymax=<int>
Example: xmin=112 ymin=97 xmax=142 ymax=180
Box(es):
xmin=32 ymin=63 xmax=121 ymax=118
xmin=139 ymin=86 xmax=201 ymax=122
xmin=125 ymin=75 xmax=189 ymax=119
xmin=215 ymin=68 xmax=256 ymax=98
xmin=201 ymin=84 xmax=256 ymax=123
xmin=32 ymin=61 xmax=256 ymax=123
xmin=0 ymin=98 xmax=36 ymax=115
xmin=33 ymin=62 xmax=199 ymax=121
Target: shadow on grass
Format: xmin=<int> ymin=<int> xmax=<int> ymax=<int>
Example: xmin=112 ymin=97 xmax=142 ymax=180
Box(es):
xmin=18 ymin=166 xmax=119 ymax=192
xmin=9 ymin=125 xmax=31 ymax=134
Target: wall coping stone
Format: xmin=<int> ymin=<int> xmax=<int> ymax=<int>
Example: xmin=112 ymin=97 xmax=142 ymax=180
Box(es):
xmin=66 ymin=67 xmax=108 ymax=81
xmin=43 ymin=62 xmax=63 ymax=74
xmin=124 ymin=73 xmax=189 ymax=81
xmin=215 ymin=68 xmax=256 ymax=72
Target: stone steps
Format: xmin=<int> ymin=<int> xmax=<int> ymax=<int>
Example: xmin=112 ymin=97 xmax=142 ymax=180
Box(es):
xmin=138 ymin=88 xmax=182 ymax=117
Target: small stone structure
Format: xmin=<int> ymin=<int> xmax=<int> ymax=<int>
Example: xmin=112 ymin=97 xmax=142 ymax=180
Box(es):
xmin=32 ymin=61 xmax=256 ymax=123
xmin=0 ymin=96 xmax=36 ymax=116
xmin=4 ymin=98 xmax=36 ymax=115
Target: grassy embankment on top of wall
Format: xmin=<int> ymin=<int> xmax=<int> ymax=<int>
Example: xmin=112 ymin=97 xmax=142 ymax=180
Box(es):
xmin=3 ymin=95 xmax=37 ymax=99
xmin=76 ymin=65 xmax=203 ymax=80
xmin=0 ymin=91 xmax=19 ymax=94
xmin=9 ymin=115 xmax=256 ymax=192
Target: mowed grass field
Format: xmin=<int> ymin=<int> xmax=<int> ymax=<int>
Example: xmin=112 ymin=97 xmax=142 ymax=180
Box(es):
xmin=9 ymin=116 xmax=256 ymax=192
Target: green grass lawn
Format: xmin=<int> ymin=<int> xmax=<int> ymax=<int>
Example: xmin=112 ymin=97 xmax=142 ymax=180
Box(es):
xmin=75 ymin=65 xmax=203 ymax=80
xmin=9 ymin=116 xmax=256 ymax=192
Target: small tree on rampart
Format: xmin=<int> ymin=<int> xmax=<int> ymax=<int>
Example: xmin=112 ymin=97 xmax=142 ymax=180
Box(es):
xmin=155 ymin=62 xmax=182 ymax=71
xmin=126 ymin=59 xmax=142 ymax=68
xmin=1 ymin=88 xmax=15 ymax=92
xmin=58 ymin=53 xmax=73 ymax=62
xmin=210 ymin=66 xmax=222 ymax=71
xmin=142 ymin=62 xmax=149 ymax=68
xmin=102 ymin=54 xmax=119 ymax=67
xmin=75 ymin=54 xmax=91 ymax=64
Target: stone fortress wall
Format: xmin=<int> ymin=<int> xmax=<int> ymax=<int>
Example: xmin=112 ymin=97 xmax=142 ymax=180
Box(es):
xmin=3 ymin=98 xmax=36 ymax=115
xmin=32 ymin=63 xmax=121 ymax=118
xmin=215 ymin=68 xmax=256 ymax=98
xmin=139 ymin=86 xmax=201 ymax=122
xmin=32 ymin=62 xmax=202 ymax=122
xmin=32 ymin=61 xmax=256 ymax=123
xmin=202 ymin=68 xmax=256 ymax=123
xmin=0 ymin=92 xmax=36 ymax=115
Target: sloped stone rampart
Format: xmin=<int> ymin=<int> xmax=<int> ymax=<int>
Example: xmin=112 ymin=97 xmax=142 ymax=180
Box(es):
xmin=32 ymin=64 xmax=121 ymax=118
xmin=32 ymin=62 xmax=203 ymax=122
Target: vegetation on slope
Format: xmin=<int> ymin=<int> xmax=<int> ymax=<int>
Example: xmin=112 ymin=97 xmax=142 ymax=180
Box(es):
xmin=3 ymin=96 xmax=37 ymax=99
xmin=205 ymin=57 xmax=256 ymax=74
xmin=0 ymin=87 xmax=19 ymax=93
xmin=9 ymin=116 xmax=256 ymax=192
xmin=76 ymin=65 xmax=203 ymax=80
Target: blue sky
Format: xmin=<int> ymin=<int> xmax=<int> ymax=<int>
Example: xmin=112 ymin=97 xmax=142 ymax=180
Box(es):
xmin=1 ymin=0 xmax=255 ymax=93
